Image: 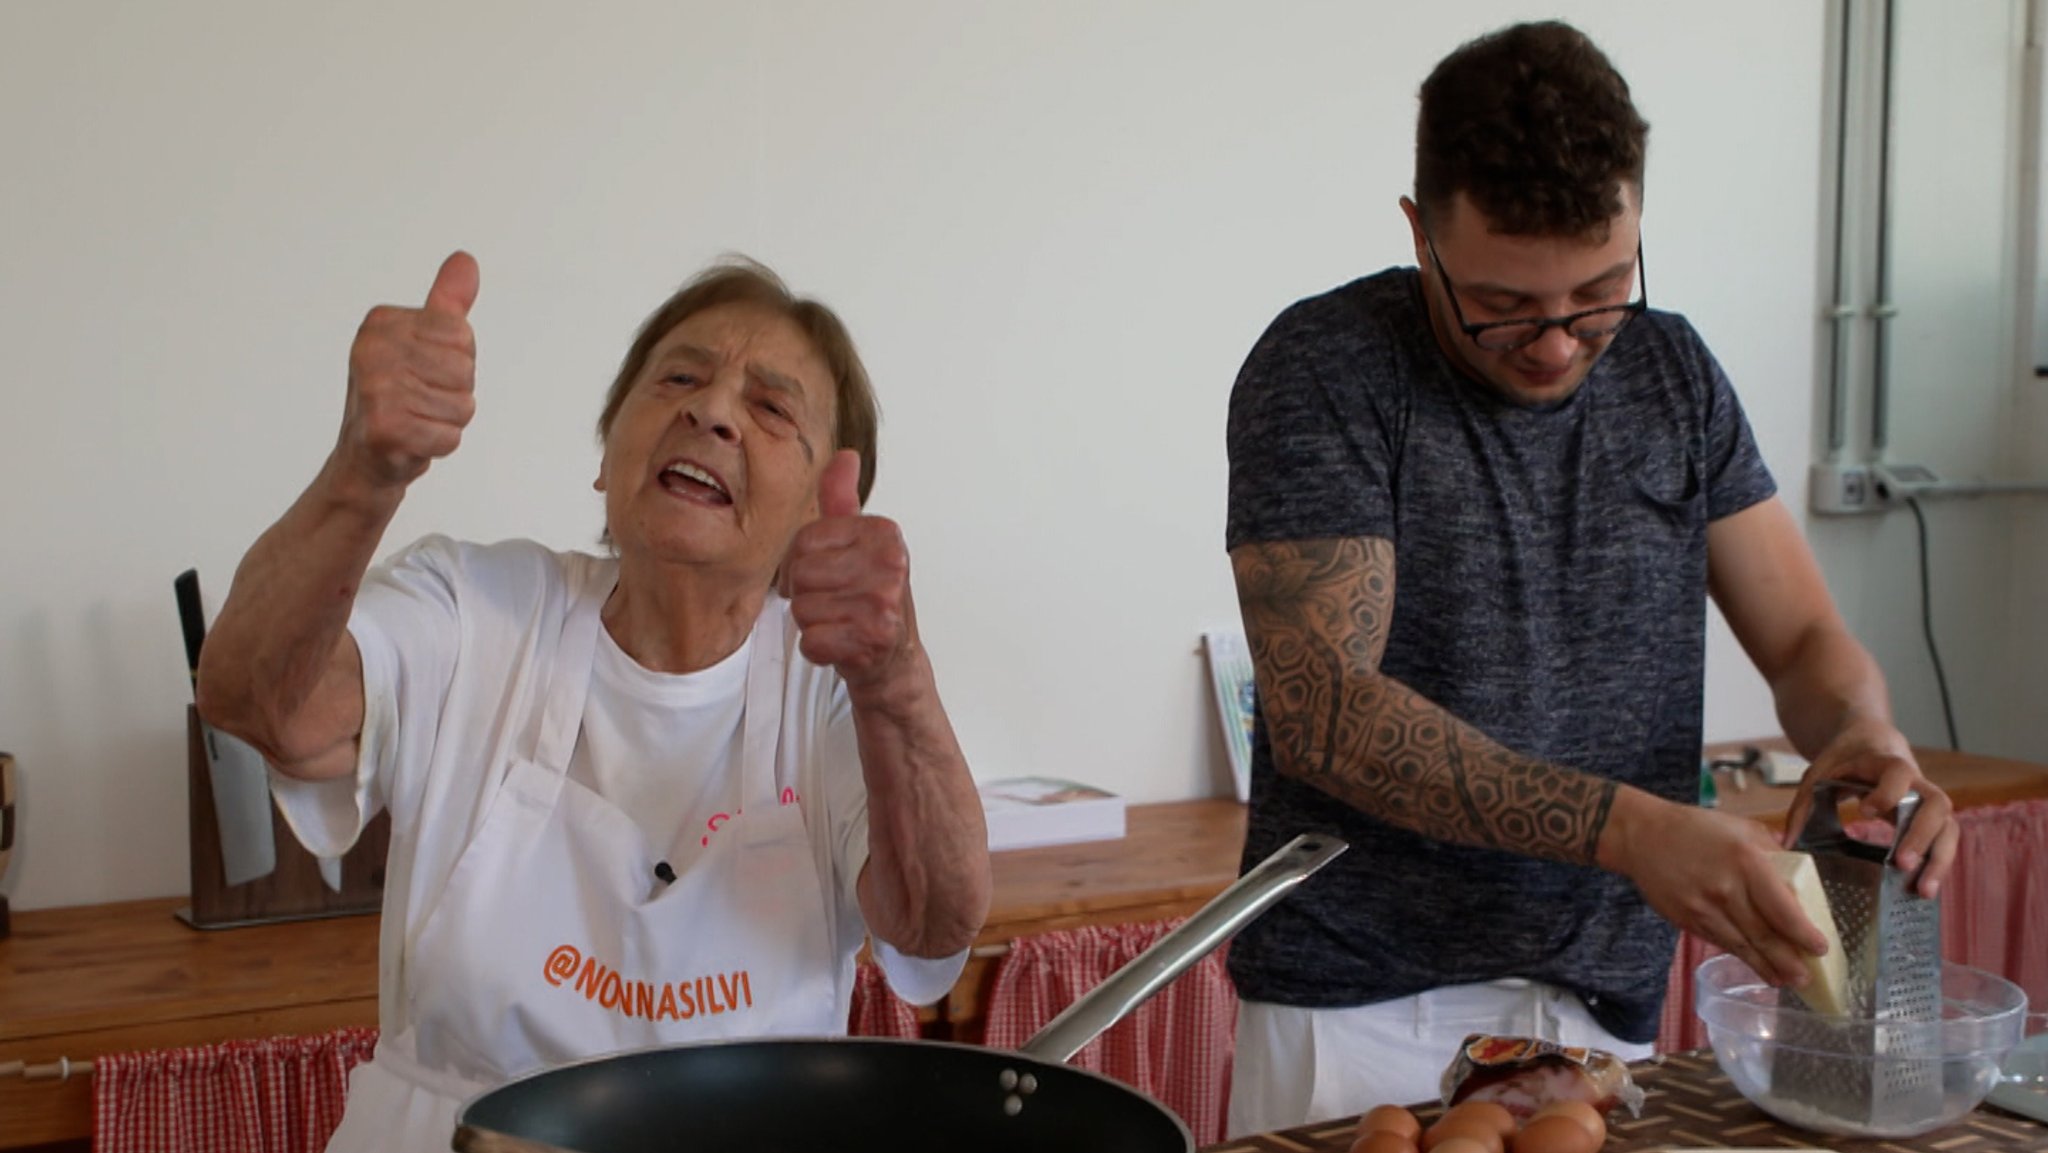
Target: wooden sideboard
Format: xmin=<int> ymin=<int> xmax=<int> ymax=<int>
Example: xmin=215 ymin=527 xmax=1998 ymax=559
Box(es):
xmin=0 ymin=799 xmax=1246 ymax=1150
xmin=0 ymin=899 xmax=377 ymax=1149
xmin=1704 ymin=742 xmax=2048 ymax=829
xmin=3 ymin=747 xmax=2043 ymax=1151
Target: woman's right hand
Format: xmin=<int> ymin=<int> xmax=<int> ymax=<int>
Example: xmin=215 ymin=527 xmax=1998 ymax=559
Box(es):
xmin=335 ymin=251 xmax=480 ymax=492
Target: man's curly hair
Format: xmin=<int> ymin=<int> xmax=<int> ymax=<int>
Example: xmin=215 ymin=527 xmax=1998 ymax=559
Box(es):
xmin=1414 ymin=21 xmax=1648 ymax=239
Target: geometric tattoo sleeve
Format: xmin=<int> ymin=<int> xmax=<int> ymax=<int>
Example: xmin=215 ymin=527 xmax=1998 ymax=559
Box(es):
xmin=1231 ymin=537 xmax=1617 ymax=865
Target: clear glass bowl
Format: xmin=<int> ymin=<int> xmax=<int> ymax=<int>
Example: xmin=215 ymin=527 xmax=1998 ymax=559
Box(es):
xmin=1694 ymin=953 xmax=2028 ymax=1138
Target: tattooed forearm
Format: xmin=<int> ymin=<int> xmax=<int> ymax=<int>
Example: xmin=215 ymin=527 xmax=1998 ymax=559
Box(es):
xmin=1231 ymin=538 xmax=1618 ymax=865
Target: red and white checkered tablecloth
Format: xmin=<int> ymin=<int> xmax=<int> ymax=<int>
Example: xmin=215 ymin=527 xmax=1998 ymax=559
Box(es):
xmin=850 ymin=954 xmax=923 ymax=1039
xmin=982 ymin=917 xmax=1237 ymax=1146
xmin=87 ymin=961 xmax=922 ymax=1153
xmin=92 ymin=1027 xmax=377 ymax=1153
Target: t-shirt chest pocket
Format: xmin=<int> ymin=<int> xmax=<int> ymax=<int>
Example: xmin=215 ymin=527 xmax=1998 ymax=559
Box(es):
xmin=1586 ymin=438 xmax=1707 ymax=612
xmin=1628 ymin=448 xmax=1703 ymax=524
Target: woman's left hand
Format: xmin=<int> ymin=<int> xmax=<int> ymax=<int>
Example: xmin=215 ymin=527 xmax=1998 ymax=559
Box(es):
xmin=1781 ymin=718 xmax=1958 ymax=897
xmin=788 ymin=450 xmax=990 ymax=953
xmin=784 ymin=450 xmax=925 ymax=706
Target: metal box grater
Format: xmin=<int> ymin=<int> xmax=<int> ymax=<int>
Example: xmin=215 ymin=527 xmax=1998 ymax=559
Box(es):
xmin=1767 ymin=780 xmax=1944 ymax=1133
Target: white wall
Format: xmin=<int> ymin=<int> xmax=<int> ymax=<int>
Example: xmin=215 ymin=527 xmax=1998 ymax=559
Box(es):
xmin=1807 ymin=0 xmax=2044 ymax=761
xmin=0 ymin=1 xmax=1833 ymax=911
xmin=2006 ymin=0 xmax=2048 ymax=757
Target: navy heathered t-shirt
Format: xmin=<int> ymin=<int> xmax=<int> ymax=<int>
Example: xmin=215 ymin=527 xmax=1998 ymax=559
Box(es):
xmin=1222 ymin=268 xmax=1777 ymax=1043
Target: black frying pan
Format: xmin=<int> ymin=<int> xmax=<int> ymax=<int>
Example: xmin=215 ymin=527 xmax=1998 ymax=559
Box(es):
xmin=452 ymin=833 xmax=1347 ymax=1153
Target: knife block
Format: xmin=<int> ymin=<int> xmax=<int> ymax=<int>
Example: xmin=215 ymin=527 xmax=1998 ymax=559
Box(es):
xmin=181 ymin=706 xmax=390 ymax=929
xmin=0 ymin=751 xmax=14 ymax=940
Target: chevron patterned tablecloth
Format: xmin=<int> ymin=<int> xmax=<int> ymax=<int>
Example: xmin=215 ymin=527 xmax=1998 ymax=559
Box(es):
xmin=1204 ymin=1050 xmax=2048 ymax=1153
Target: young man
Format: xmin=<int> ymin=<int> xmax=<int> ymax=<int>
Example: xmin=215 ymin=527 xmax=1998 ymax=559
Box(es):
xmin=1222 ymin=21 xmax=1956 ymax=1132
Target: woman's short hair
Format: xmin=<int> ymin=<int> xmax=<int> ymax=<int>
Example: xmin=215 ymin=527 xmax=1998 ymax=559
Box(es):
xmin=597 ymin=257 xmax=880 ymax=504
xmin=1414 ymin=21 xmax=1649 ymax=239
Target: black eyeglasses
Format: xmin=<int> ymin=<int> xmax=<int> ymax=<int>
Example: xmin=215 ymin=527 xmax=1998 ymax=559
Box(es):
xmin=1425 ymin=236 xmax=1647 ymax=353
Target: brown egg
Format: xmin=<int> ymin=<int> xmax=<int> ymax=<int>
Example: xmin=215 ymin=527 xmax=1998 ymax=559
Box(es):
xmin=1528 ymin=1100 xmax=1608 ymax=1145
xmin=1431 ymin=1137 xmax=1497 ymax=1153
xmin=1511 ymin=1113 xmax=1604 ymax=1153
xmin=1352 ymin=1131 xmax=1421 ymax=1153
xmin=1357 ymin=1104 xmax=1424 ymax=1142
xmin=1423 ymin=1118 xmax=1505 ymax=1153
xmin=1440 ymin=1100 xmax=1517 ymax=1141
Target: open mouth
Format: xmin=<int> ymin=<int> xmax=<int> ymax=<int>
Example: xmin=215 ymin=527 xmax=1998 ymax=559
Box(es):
xmin=659 ymin=460 xmax=732 ymax=506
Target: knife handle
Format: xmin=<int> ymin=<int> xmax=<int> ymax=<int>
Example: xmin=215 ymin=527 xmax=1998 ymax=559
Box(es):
xmin=174 ymin=569 xmax=206 ymax=689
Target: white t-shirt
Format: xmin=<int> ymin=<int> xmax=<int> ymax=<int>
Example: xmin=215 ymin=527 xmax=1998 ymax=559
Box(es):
xmin=573 ymin=624 xmax=750 ymax=868
xmin=270 ymin=534 xmax=963 ymax=1053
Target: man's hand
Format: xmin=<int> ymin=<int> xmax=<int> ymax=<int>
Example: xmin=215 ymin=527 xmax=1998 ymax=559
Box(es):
xmin=337 ymin=251 xmax=480 ymax=492
xmin=1783 ymin=718 xmax=1957 ymax=897
xmin=785 ymin=450 xmax=922 ymax=706
xmin=1600 ymin=788 xmax=1830 ymax=990
xmin=1703 ymin=500 xmax=1952 ymax=893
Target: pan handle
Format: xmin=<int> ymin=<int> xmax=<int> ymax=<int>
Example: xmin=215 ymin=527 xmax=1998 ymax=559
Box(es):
xmin=1017 ymin=832 xmax=1346 ymax=1064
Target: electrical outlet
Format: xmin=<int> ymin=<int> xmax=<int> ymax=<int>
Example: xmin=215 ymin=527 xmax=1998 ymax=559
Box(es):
xmin=1872 ymin=463 xmax=1941 ymax=503
xmin=1809 ymin=462 xmax=1879 ymax=515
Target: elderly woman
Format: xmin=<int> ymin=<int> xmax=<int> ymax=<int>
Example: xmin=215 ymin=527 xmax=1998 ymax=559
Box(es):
xmin=197 ymin=252 xmax=992 ymax=1153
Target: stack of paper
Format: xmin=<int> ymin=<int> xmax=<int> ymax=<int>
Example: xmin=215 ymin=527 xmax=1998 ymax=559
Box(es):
xmin=979 ymin=776 xmax=1127 ymax=851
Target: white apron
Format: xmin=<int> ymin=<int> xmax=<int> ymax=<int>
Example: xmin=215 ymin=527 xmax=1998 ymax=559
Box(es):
xmin=325 ymin=577 xmax=844 ymax=1153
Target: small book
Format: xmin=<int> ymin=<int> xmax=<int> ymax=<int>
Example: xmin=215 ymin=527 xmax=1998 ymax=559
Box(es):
xmin=1202 ymin=629 xmax=1258 ymax=802
xmin=978 ymin=776 xmax=1127 ymax=852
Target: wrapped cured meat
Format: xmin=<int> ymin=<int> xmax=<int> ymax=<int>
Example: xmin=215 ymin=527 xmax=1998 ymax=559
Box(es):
xmin=1438 ymin=1035 xmax=1644 ymax=1120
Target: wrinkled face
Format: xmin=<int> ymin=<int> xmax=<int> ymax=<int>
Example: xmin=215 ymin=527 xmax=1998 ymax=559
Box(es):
xmin=1405 ymin=188 xmax=1642 ymax=407
xmin=596 ymin=302 xmax=837 ymax=581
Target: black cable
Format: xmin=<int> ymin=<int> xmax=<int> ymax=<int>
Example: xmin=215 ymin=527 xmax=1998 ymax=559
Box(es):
xmin=1906 ymin=497 xmax=1960 ymax=750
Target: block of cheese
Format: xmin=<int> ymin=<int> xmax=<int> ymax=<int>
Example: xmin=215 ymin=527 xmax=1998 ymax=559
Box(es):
xmin=1769 ymin=850 xmax=1853 ymax=1017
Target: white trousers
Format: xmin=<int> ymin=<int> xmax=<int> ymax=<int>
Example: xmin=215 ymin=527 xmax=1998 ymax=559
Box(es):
xmin=1226 ymin=980 xmax=1656 ymax=1139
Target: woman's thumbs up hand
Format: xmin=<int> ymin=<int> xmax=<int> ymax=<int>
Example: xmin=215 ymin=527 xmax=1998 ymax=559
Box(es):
xmin=785 ymin=449 xmax=924 ymax=704
xmin=336 ymin=251 xmax=481 ymax=492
